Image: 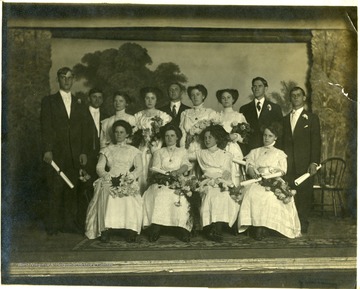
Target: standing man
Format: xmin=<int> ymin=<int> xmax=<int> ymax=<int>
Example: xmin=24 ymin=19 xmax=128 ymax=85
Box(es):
xmin=41 ymin=67 xmax=89 ymax=235
xmin=78 ymin=88 xmax=105 ymax=228
xmin=159 ymin=82 xmax=190 ymax=127
xmin=240 ymin=77 xmax=283 ymax=153
xmin=83 ymin=88 xmax=104 ymax=182
xmin=282 ymin=86 xmax=321 ymax=234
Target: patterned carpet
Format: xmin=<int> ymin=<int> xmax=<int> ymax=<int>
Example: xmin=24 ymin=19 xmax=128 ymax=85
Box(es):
xmin=73 ymin=217 xmax=357 ymax=251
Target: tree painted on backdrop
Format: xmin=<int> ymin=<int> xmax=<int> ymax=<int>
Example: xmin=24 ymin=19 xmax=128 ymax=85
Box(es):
xmin=310 ymin=30 xmax=357 ymax=215
xmin=73 ymin=42 xmax=188 ymax=115
xmin=269 ymin=80 xmax=298 ymax=116
xmin=310 ymin=30 xmax=356 ymax=162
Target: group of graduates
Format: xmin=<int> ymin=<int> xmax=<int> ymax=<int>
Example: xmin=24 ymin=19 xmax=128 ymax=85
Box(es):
xmin=41 ymin=67 xmax=321 ymax=243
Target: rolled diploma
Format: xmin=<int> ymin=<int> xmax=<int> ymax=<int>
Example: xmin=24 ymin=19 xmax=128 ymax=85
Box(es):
xmin=240 ymin=177 xmax=262 ymax=186
xmin=150 ymin=167 xmax=169 ymax=175
xmin=233 ymin=158 xmax=246 ymax=166
xmin=295 ymin=164 xmax=322 ymax=186
xmin=262 ymin=171 xmax=283 ymax=179
xmin=50 ymin=161 xmax=74 ymax=189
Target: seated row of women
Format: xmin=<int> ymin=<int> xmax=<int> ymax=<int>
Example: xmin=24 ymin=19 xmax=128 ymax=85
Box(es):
xmin=85 ymin=120 xmax=301 ymax=243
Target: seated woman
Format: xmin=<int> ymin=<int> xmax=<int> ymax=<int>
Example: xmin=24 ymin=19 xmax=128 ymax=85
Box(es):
xmin=100 ymin=91 xmax=136 ymax=149
xmin=85 ymin=120 xmax=143 ymax=243
xmin=143 ymin=124 xmax=193 ymax=242
xmin=238 ymin=122 xmax=301 ymax=240
xmin=216 ymin=88 xmax=248 ymax=186
xmin=133 ymin=87 xmax=172 ymax=193
xmin=190 ymin=124 xmax=240 ymax=242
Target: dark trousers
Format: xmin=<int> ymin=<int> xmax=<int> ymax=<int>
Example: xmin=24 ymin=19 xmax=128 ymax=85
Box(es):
xmin=286 ymin=165 xmax=314 ymax=230
xmin=293 ymin=179 xmax=314 ymax=226
xmin=77 ymin=152 xmax=99 ymax=230
xmin=45 ymin=166 xmax=80 ymax=233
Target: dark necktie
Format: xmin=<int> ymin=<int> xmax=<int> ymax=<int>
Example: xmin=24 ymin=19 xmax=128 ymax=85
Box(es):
xmin=256 ymin=101 xmax=261 ymax=112
xmin=172 ymin=105 xmax=177 ymax=117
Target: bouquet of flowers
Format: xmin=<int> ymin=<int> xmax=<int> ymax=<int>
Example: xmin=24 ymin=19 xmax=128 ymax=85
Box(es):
xmin=197 ymin=175 xmax=244 ymax=205
xmin=132 ymin=115 xmax=164 ymax=149
xmin=148 ymin=173 xmax=201 ymax=226
xmin=109 ymin=173 xmax=139 ymax=198
xmin=186 ymin=119 xmax=222 ymax=149
xmin=189 ymin=119 xmax=221 ymax=136
xmin=230 ymin=122 xmax=253 ymax=144
xmin=260 ymin=177 xmax=296 ymax=204
xmin=142 ymin=115 xmax=164 ymax=143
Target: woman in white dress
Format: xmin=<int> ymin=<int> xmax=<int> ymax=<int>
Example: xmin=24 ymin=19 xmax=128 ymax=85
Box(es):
xmin=100 ymin=91 xmax=136 ymax=149
xmin=216 ymin=89 xmax=248 ymax=186
xmin=238 ymin=122 xmax=301 ymax=240
xmin=85 ymin=120 xmax=143 ymax=243
xmin=179 ymin=84 xmax=218 ymax=153
xmin=133 ymin=87 xmax=172 ymax=193
xmin=143 ymin=124 xmax=193 ymax=242
xmin=190 ymin=124 xmax=240 ymax=242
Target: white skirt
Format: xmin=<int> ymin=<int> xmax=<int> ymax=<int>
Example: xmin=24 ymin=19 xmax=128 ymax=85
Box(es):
xmin=85 ymin=180 xmax=143 ymax=239
xmin=238 ymin=183 xmax=301 ymax=238
xmin=143 ymin=184 xmax=192 ymax=231
xmin=200 ymin=187 xmax=240 ymax=228
xmin=104 ymin=193 xmax=143 ymax=234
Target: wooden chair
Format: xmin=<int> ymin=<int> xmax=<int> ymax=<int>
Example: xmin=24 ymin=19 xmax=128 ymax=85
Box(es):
xmin=313 ymin=157 xmax=346 ymax=217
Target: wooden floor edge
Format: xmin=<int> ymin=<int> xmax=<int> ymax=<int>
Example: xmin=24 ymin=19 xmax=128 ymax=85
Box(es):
xmin=8 ymin=257 xmax=357 ymax=276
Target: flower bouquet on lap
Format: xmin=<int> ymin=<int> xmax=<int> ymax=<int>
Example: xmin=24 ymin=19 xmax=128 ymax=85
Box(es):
xmin=108 ymin=173 xmax=140 ymax=198
xmin=197 ymin=170 xmax=245 ymax=205
xmin=257 ymin=167 xmax=296 ymax=204
xmin=148 ymin=172 xmax=201 ymax=227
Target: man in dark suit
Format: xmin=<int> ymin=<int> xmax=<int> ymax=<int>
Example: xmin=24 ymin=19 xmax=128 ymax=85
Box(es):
xmin=83 ymin=88 xmax=104 ymax=182
xmin=282 ymin=86 xmax=321 ymax=233
xmin=41 ymin=67 xmax=89 ymax=235
xmin=78 ymin=87 xmax=105 ymax=228
xmin=239 ymin=77 xmax=283 ymax=153
xmin=159 ymin=82 xmax=190 ymax=127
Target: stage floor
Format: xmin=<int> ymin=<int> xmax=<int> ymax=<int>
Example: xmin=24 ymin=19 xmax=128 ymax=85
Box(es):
xmin=4 ymin=214 xmax=357 ymax=287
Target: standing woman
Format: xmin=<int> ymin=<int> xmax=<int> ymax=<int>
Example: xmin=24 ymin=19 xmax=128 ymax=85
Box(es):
xmin=143 ymin=124 xmax=192 ymax=242
xmin=216 ymin=89 xmax=248 ymax=186
xmin=179 ymin=84 xmax=218 ymax=153
xmin=133 ymin=87 xmax=172 ymax=193
xmin=100 ymin=91 xmax=136 ymax=149
xmin=85 ymin=120 xmax=143 ymax=242
xmin=190 ymin=125 xmax=240 ymax=242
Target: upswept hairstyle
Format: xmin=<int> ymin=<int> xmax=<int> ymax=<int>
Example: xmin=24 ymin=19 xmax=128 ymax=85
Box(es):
xmin=113 ymin=91 xmax=132 ymax=104
xmin=187 ymin=84 xmax=208 ymax=100
xmin=140 ymin=87 xmax=163 ymax=100
xmin=161 ymin=123 xmax=183 ymax=147
xmin=216 ymin=89 xmax=239 ymax=105
xmin=111 ymin=120 xmax=133 ymax=144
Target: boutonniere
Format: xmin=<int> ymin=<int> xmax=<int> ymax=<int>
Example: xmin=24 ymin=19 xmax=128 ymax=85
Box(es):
xmin=267 ymin=104 xmax=272 ymax=111
xmin=302 ymin=114 xmax=308 ymax=120
xmin=77 ymin=98 xmax=82 ymax=104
